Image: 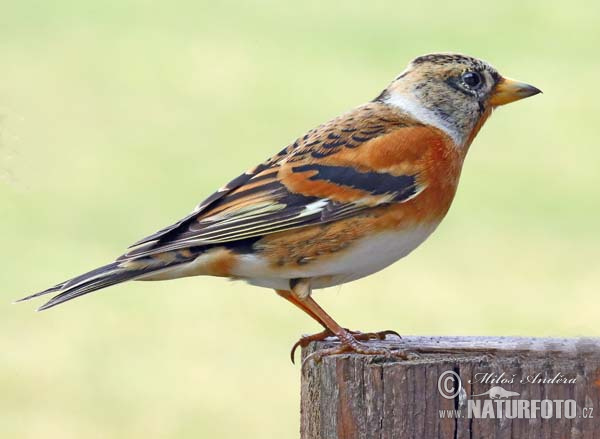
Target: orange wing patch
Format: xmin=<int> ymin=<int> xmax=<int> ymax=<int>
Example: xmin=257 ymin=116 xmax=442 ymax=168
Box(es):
xmin=119 ymin=102 xmax=451 ymax=261
xmin=277 ymin=127 xmax=447 ymax=205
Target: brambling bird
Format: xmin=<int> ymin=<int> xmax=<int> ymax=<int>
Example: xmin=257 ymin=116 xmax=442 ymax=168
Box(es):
xmin=17 ymin=53 xmax=541 ymax=363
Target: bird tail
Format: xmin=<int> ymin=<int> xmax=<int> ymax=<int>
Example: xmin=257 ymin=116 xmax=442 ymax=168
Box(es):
xmin=15 ymin=256 xmax=187 ymax=311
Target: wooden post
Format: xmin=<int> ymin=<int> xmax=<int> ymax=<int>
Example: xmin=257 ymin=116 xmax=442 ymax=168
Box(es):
xmin=300 ymin=336 xmax=600 ymax=438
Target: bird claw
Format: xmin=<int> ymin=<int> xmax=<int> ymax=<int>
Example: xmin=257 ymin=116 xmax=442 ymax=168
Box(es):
xmin=290 ymin=330 xmax=334 ymax=364
xmin=301 ymin=338 xmax=414 ymax=373
xmin=290 ymin=328 xmax=402 ymax=364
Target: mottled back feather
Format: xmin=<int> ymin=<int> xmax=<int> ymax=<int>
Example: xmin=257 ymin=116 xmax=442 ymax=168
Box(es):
xmin=119 ymin=103 xmax=425 ymax=260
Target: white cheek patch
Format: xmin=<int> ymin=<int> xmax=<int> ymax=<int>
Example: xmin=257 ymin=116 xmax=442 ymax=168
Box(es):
xmin=384 ymin=93 xmax=464 ymax=146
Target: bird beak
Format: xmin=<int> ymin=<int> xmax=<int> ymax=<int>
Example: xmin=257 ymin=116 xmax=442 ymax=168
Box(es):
xmin=489 ymin=77 xmax=542 ymax=106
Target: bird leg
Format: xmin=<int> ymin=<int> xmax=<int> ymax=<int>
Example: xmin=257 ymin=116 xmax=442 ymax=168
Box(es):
xmin=275 ymin=288 xmax=400 ymax=363
xmin=275 ymin=289 xmax=327 ymax=329
xmin=281 ymin=278 xmax=409 ymax=366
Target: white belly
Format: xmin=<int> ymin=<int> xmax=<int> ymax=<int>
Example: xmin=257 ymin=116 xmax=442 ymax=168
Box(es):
xmin=235 ymin=222 xmax=440 ymax=290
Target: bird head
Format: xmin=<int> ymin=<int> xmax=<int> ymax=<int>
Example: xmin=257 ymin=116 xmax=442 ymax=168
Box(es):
xmin=378 ymin=53 xmax=541 ymax=148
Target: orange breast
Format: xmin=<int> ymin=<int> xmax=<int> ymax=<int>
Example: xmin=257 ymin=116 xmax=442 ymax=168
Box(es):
xmin=257 ymin=126 xmax=465 ymax=269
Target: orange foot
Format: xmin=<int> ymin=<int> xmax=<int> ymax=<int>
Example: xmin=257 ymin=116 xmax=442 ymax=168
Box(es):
xmin=290 ymin=328 xmax=401 ymax=364
xmin=300 ymin=329 xmax=415 ymax=371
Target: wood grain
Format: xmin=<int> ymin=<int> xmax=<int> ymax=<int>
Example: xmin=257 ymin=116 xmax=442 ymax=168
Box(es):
xmin=300 ymin=336 xmax=600 ymax=439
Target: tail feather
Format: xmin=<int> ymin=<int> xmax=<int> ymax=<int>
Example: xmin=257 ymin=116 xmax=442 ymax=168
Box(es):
xmin=37 ymin=265 xmax=148 ymax=311
xmin=16 ymin=247 xmax=204 ymax=311
xmin=17 ymin=260 xmax=169 ymax=311
xmin=15 ymin=262 xmax=122 ymax=304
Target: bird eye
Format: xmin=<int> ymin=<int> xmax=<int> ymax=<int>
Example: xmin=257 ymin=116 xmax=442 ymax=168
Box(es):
xmin=461 ymin=71 xmax=482 ymax=88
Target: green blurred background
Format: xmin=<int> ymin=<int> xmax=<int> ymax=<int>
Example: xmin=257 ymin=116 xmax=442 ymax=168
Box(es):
xmin=2 ymin=0 xmax=598 ymax=437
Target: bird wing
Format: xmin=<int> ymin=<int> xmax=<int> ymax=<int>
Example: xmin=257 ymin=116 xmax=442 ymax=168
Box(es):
xmin=119 ymin=103 xmax=433 ymax=260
